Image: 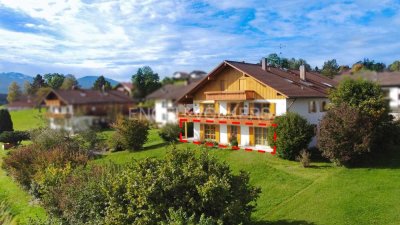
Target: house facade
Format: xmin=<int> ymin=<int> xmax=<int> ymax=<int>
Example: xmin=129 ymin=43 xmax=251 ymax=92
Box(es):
xmin=44 ymin=89 xmax=134 ymax=132
xmin=146 ymin=83 xmax=198 ymax=126
xmin=114 ymin=82 xmax=134 ymax=97
xmin=178 ymin=59 xmax=336 ymax=151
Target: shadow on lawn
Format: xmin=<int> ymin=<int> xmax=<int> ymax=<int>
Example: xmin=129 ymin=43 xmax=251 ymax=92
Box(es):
xmin=143 ymin=142 xmax=169 ymax=150
xmin=348 ymin=145 xmax=400 ymax=169
xmin=252 ymin=220 xmax=317 ymax=225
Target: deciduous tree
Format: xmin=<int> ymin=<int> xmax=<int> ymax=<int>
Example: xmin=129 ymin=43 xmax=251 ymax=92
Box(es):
xmin=132 ymin=66 xmax=161 ymax=99
xmin=44 ymin=73 xmax=65 ymax=89
xmin=92 ymin=76 xmax=112 ymax=91
xmin=7 ymin=82 xmax=22 ymax=103
xmin=321 ymin=59 xmax=339 ymax=78
xmin=60 ymin=74 xmax=78 ymax=90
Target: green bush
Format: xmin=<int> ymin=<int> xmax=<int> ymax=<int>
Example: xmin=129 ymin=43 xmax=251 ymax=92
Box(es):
xmin=0 ymin=109 xmax=13 ymax=133
xmin=0 ymin=131 xmax=30 ymax=145
xmin=103 ymin=147 xmax=260 ymax=224
xmin=30 ymin=128 xmax=70 ymax=150
xmin=318 ymin=103 xmax=374 ymax=166
xmin=229 ymin=136 xmax=238 ymax=147
xmin=76 ymin=129 xmax=103 ymax=151
xmin=159 ymin=123 xmax=181 ymax=142
xmin=267 ymin=112 xmax=314 ymax=160
xmin=112 ymin=118 xmax=149 ymax=151
xmin=108 ymin=132 xmax=125 ymax=152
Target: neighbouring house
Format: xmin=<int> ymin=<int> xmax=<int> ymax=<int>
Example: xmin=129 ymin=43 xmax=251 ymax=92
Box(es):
xmin=177 ymin=59 xmax=336 ymax=152
xmin=172 ymin=71 xmax=190 ymax=80
xmin=189 ymin=70 xmax=207 ymax=80
xmin=44 ymin=89 xmax=134 ymax=132
xmin=114 ymin=82 xmax=134 ymax=97
xmin=146 ymin=82 xmax=199 ymax=126
xmin=6 ymin=95 xmax=43 ymax=111
xmin=335 ymin=71 xmax=400 ymax=119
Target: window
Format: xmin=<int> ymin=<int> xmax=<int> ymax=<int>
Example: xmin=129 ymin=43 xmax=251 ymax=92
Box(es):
xmin=162 ymin=101 xmax=167 ymax=108
xmin=383 ymin=89 xmax=390 ymax=99
xmin=252 ymin=103 xmax=270 ymax=116
xmin=308 ymin=101 xmax=316 ymax=113
xmin=220 ymin=80 xmax=225 ymax=91
xmin=255 ymin=127 xmax=268 ymax=146
xmin=162 ymin=113 xmax=167 ymax=120
xmin=230 ymin=125 xmax=239 ymax=140
xmin=203 ymin=104 xmax=215 ymax=114
xmin=229 ymin=103 xmax=238 ymax=115
xmin=320 ymin=101 xmax=328 ymax=112
xmin=204 ymin=124 xmax=216 ymax=140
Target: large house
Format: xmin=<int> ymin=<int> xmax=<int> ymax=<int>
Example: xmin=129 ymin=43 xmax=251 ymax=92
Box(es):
xmin=146 ymin=82 xmax=199 ymax=126
xmin=335 ymin=71 xmax=400 ymax=119
xmin=114 ymin=82 xmax=134 ymax=97
xmin=44 ymin=89 xmax=134 ymax=132
xmin=178 ymin=59 xmax=336 ymax=151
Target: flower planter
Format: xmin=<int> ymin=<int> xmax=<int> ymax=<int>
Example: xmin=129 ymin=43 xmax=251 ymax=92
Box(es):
xmin=205 ymin=142 xmax=214 ymax=147
xmin=231 ymin=146 xmax=240 ymax=150
xmin=218 ymin=144 xmax=227 ymax=148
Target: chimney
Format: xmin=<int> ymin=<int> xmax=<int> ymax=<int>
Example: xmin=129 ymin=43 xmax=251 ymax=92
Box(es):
xmin=261 ymin=57 xmax=267 ymax=70
xmin=299 ymin=65 xmax=306 ymax=80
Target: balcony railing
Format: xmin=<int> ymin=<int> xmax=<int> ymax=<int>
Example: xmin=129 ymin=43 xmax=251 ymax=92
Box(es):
xmin=45 ymin=99 xmax=62 ymax=106
xmin=46 ymin=112 xmax=72 ymax=119
xmin=204 ymin=90 xmax=255 ymax=101
xmin=178 ymin=112 xmax=274 ymax=127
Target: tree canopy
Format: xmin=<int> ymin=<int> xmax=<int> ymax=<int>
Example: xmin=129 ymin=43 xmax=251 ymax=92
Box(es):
xmin=60 ymin=74 xmax=79 ymax=90
xmin=7 ymin=82 xmax=22 ymax=103
xmin=389 ymin=60 xmax=400 ymax=72
xmin=266 ymin=53 xmax=312 ymax=71
xmin=44 ymin=73 xmax=65 ymax=89
xmin=321 ymin=59 xmax=339 ymax=78
xmin=132 ymin=66 xmax=161 ymax=99
xmin=0 ymin=109 xmax=13 ymax=133
xmin=92 ymin=76 xmax=112 ymax=91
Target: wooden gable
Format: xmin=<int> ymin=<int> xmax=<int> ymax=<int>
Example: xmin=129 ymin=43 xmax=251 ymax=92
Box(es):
xmin=193 ymin=66 xmax=286 ymax=101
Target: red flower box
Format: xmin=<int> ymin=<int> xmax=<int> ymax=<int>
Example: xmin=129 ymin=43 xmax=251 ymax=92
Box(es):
xmin=206 ymin=142 xmax=214 ymax=147
xmin=231 ymin=146 xmax=240 ymax=150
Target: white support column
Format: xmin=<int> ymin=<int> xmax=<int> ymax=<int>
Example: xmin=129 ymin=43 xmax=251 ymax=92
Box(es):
xmin=240 ymin=125 xmax=250 ymax=146
xmin=220 ymin=124 xmax=228 ymax=144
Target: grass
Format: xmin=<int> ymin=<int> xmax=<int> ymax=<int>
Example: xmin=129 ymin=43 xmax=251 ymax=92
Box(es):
xmin=0 ymin=151 xmax=47 ymax=224
xmin=3 ymin=109 xmax=400 ymax=224
xmin=9 ymin=108 xmax=46 ymax=131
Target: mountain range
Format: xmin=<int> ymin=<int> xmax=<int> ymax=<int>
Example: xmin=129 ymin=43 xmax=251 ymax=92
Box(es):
xmin=0 ymin=72 xmax=120 ymax=94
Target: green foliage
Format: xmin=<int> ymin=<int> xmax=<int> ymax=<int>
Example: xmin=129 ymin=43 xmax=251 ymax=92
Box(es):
xmin=112 ymin=118 xmax=150 ymax=151
xmin=92 ymin=76 xmax=112 ymax=91
xmin=60 ymin=74 xmax=78 ymax=90
xmin=103 ymin=147 xmax=260 ymax=224
xmin=0 ymin=109 xmax=13 ymax=133
xmin=318 ymin=104 xmax=374 ymax=166
xmin=229 ymin=136 xmax=238 ymax=147
xmin=132 ymin=66 xmax=162 ymax=99
xmin=267 ymin=112 xmax=314 ymax=160
xmin=29 ymin=128 xmax=70 ymax=150
xmin=108 ymin=131 xmax=125 ymax=152
xmin=321 ymin=59 xmax=339 ymax=78
xmin=76 ymin=129 xmax=103 ymax=151
xmin=296 ymin=149 xmax=311 ymax=168
xmin=389 ymin=60 xmax=400 ymax=71
xmin=329 ymin=78 xmax=388 ymax=122
xmin=44 ymin=73 xmax=65 ymax=89
xmin=7 ymin=82 xmax=22 ymax=103
xmin=159 ymin=123 xmax=181 ymax=142
xmin=32 ymin=74 xmax=47 ymax=90
xmin=23 ymin=81 xmax=35 ymax=96
xmin=0 ymin=198 xmax=15 ymax=225
xmin=265 ymin=53 xmax=312 ymax=71
xmin=0 ymin=131 xmax=30 ymax=145
xmin=356 ymin=58 xmax=386 ymax=72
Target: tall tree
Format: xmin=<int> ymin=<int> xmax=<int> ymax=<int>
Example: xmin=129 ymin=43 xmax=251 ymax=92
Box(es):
xmin=0 ymin=109 xmax=13 ymax=133
xmin=321 ymin=59 xmax=339 ymax=78
xmin=132 ymin=66 xmax=161 ymax=99
xmin=356 ymin=59 xmax=386 ymax=72
xmin=60 ymin=74 xmax=79 ymax=90
xmin=32 ymin=74 xmax=46 ymax=90
xmin=7 ymin=82 xmax=22 ymax=103
xmin=92 ymin=76 xmax=112 ymax=91
xmin=266 ymin=53 xmax=281 ymax=67
xmin=44 ymin=73 xmax=65 ymax=89
xmin=23 ymin=81 xmax=35 ymax=96
xmin=389 ymin=60 xmax=400 ymax=72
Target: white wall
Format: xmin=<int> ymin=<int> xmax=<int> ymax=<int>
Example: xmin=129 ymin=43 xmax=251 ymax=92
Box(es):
xmin=240 ymin=125 xmax=249 ymax=146
xmin=155 ymin=99 xmax=183 ymax=125
xmin=193 ymin=101 xmax=200 ymax=113
xmin=193 ymin=123 xmax=200 ymax=140
xmin=220 ymin=124 xmax=228 ymax=144
xmin=287 ymin=98 xmax=327 ymax=125
xmin=252 ymin=99 xmax=286 ymax=116
xmin=219 ymin=101 xmax=227 ymax=115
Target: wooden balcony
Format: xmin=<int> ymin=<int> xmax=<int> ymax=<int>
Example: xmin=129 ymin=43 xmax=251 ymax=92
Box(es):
xmin=45 ymin=99 xmax=62 ymax=106
xmin=178 ymin=113 xmax=274 ymax=127
xmin=46 ymin=112 xmax=72 ymax=119
xmin=205 ymin=90 xmax=255 ymax=101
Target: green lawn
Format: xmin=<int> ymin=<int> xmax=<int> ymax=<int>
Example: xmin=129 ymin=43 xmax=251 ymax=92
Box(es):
xmin=3 ymin=109 xmax=400 ymax=224
xmin=94 ymin=130 xmax=400 ymax=225
xmin=9 ymin=108 xmax=46 ymax=131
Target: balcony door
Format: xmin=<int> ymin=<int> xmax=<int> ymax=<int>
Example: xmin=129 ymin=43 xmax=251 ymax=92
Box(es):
xmin=255 ymin=127 xmax=268 ymax=146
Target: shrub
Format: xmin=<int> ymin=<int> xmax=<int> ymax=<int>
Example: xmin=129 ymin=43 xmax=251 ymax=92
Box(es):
xmin=0 ymin=109 xmax=13 ymax=133
xmin=318 ymin=104 xmax=374 ymax=166
xmin=159 ymin=123 xmax=181 ymax=142
xmin=267 ymin=112 xmax=314 ymax=160
xmin=30 ymin=128 xmax=70 ymax=150
xmin=0 ymin=131 xmax=30 ymax=145
xmin=108 ymin=132 xmax=125 ymax=152
xmin=103 ymin=147 xmax=260 ymax=224
xmin=229 ymin=136 xmax=238 ymax=147
xmin=112 ymin=118 xmax=149 ymax=151
xmin=0 ymin=199 xmax=15 ymax=225
xmin=76 ymin=129 xmax=103 ymax=151
xmin=296 ymin=149 xmax=311 ymax=168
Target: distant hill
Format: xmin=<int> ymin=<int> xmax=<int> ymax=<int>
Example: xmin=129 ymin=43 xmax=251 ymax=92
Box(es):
xmin=0 ymin=93 xmax=7 ymax=105
xmin=77 ymin=76 xmax=119 ymax=89
xmin=0 ymin=72 xmax=33 ymax=94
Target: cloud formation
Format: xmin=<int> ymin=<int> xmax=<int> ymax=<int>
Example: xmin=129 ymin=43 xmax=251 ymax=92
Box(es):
xmin=0 ymin=0 xmax=399 ymax=80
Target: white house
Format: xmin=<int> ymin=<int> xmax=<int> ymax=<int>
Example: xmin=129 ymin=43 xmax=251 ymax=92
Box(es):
xmin=177 ymin=59 xmax=337 ymax=151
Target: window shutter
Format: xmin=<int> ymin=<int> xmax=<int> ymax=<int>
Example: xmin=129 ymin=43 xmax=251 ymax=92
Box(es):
xmin=249 ymin=127 xmax=254 ymax=146
xmin=215 ymin=125 xmax=220 ymax=142
xmin=270 ymin=103 xmax=276 ymax=115
xmin=200 ymin=124 xmax=204 ymax=141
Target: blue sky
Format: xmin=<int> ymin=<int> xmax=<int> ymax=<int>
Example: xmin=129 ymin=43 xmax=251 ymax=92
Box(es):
xmin=0 ymin=0 xmax=399 ymax=81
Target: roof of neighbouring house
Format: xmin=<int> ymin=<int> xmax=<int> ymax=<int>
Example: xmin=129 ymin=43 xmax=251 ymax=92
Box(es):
xmin=147 ymin=81 xmax=200 ymax=101
xmin=7 ymin=95 xmax=41 ymax=108
xmin=45 ymin=89 xmax=135 ymax=105
xmin=334 ymin=71 xmax=400 ymax=87
xmin=178 ymin=60 xmax=337 ymax=103
xmin=115 ymin=82 xmax=134 ymax=90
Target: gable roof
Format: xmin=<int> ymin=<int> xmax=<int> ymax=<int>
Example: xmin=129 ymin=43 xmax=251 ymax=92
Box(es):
xmin=45 ymin=89 xmax=134 ymax=105
xmin=115 ymin=82 xmax=134 ymax=90
xmin=178 ymin=60 xmax=337 ymax=103
xmin=334 ymin=71 xmax=400 ymax=87
xmin=147 ymin=81 xmax=200 ymax=102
